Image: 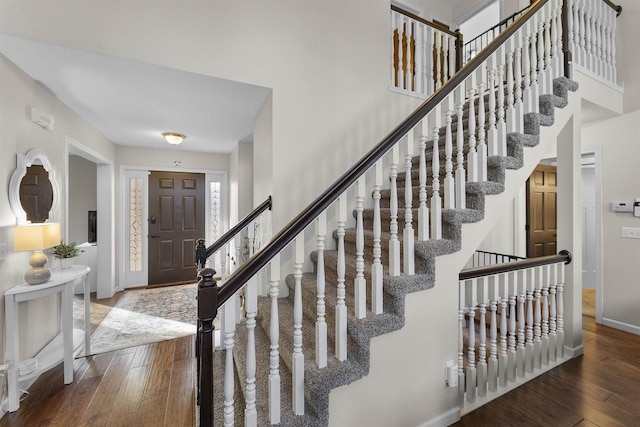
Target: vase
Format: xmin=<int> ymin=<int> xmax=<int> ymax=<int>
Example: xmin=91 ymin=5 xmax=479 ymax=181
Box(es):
xmin=60 ymin=258 xmax=74 ymax=269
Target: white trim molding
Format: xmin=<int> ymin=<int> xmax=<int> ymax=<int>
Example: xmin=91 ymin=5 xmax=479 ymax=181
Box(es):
xmin=602 ymin=318 xmax=640 ymax=336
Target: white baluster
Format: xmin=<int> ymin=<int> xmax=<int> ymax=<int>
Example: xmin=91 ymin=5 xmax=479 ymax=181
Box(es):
xmin=537 ymin=8 xmax=546 ymax=95
xmin=235 ymin=235 xmax=242 ymax=323
xmin=530 ymin=16 xmax=540 ymax=114
xmin=466 ymin=301 xmax=477 ymax=403
xmin=476 ymin=64 xmax=487 ymax=182
xmin=335 ymin=194 xmax=347 ymax=361
xmin=221 ymin=243 xmax=227 ymax=282
xmin=606 ymin=7 xmax=614 ymax=83
xmin=522 ymin=21 xmax=533 ymax=114
xmin=403 ymin=133 xmax=415 ymax=275
xmin=292 ymin=234 xmax=305 ymax=415
xmin=487 ymin=54 xmax=498 ymax=157
xmin=426 ymin=27 xmax=435 ymax=95
xmin=499 ymin=273 xmax=508 ymax=387
xmin=406 ymin=20 xmax=414 ymax=92
xmin=514 ymin=28 xmax=524 ymax=133
xmin=397 ymin=15 xmax=406 ymax=90
xmin=534 ymin=266 xmax=543 ymax=369
xmin=355 ymin=177 xmax=367 ymax=318
xmin=415 ymin=23 xmax=424 ymax=96
xmin=488 ymin=293 xmax=498 ymax=392
xmin=568 ymin=0 xmax=576 ymax=76
xmin=505 ymin=37 xmax=516 ymax=133
xmin=467 ymin=74 xmax=478 ymax=182
xmin=508 ymin=275 xmax=517 ymax=382
xmin=544 ymin=2 xmax=553 ymax=95
xmin=589 ymin=0 xmax=597 ymax=73
xmin=541 ymin=265 xmax=550 ymax=366
xmin=553 ymin=0 xmax=563 ymax=79
xmin=244 ymin=276 xmax=257 ymax=426
xmin=442 ymin=35 xmax=449 ymax=85
xmin=391 ymin=11 xmax=398 ymax=89
xmin=315 ymin=211 xmax=327 ymax=368
xmin=458 ymin=281 xmax=465 ymax=404
xmin=222 ymin=296 xmax=236 ymax=426
xmin=516 ymin=270 xmax=526 ymax=378
xmin=429 ymin=105 xmax=442 ymax=240
xmin=576 ymin=1 xmax=585 ymax=68
xmin=443 ymin=94 xmax=455 ymax=208
xmin=455 ymin=85 xmax=466 ymax=209
xmin=557 ymin=261 xmax=565 ymax=358
xmin=476 ymin=277 xmax=488 ymax=398
xmin=496 ymin=45 xmax=508 ymax=154
xmin=248 ymin=221 xmax=256 ymax=258
xmin=372 ymin=161 xmax=384 ymax=314
xmin=389 ymin=145 xmax=401 ymax=277
xmin=268 ymin=255 xmax=281 ymax=424
xmin=549 ymin=272 xmax=558 ymax=363
xmin=610 ymin=5 xmax=618 ymax=84
xmin=418 ymin=122 xmax=429 ymax=241
xmin=525 ymin=268 xmax=535 ymax=373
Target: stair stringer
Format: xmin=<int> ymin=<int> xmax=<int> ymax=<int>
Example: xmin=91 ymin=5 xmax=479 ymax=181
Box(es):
xmin=327 ymin=86 xmax=582 ymax=427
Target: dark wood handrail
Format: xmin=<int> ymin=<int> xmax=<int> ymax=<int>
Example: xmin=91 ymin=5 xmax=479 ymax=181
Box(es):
xmin=602 ymin=0 xmax=622 ymax=16
xmin=204 ymin=196 xmax=272 ymax=259
xmin=391 ymin=5 xmax=459 ymax=37
xmin=459 ymin=250 xmax=572 ymax=280
xmin=216 ymin=0 xmax=551 ymax=308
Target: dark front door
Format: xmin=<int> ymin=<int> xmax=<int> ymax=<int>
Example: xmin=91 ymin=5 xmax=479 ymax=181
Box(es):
xmin=148 ymin=171 xmax=205 ymax=286
xmin=526 ymin=164 xmax=557 ymax=258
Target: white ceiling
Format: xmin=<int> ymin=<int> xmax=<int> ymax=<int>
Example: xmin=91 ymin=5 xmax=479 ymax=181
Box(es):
xmin=0 ymin=35 xmax=272 ymax=153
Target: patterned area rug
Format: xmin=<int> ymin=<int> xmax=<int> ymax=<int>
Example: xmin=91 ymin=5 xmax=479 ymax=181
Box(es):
xmin=76 ymin=284 xmax=197 ymax=357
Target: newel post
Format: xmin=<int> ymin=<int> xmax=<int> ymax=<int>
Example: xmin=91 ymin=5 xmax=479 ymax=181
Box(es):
xmin=198 ymin=267 xmax=218 ymax=427
xmin=455 ymin=29 xmax=464 ymax=71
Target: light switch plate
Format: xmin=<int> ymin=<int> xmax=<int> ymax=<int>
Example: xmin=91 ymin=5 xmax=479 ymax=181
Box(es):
xmin=621 ymin=227 xmax=640 ymax=239
xmin=0 ymin=242 xmax=7 ymax=260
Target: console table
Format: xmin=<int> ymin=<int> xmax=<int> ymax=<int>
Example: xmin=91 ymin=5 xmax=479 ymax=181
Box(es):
xmin=4 ymin=265 xmax=91 ymax=412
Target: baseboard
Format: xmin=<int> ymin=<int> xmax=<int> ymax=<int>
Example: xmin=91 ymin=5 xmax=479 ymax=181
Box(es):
xmin=418 ymin=407 xmax=461 ymax=427
xmin=564 ymin=344 xmax=584 ymax=358
xmin=602 ymin=317 xmax=640 ymax=336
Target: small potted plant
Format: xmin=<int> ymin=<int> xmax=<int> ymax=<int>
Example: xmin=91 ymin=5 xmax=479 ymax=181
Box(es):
xmin=52 ymin=241 xmax=80 ymax=269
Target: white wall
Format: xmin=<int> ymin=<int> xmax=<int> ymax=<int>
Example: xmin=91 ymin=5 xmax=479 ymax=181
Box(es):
xmin=253 ymin=94 xmax=273 ymax=209
xmin=68 ymin=155 xmax=97 ymax=244
xmin=582 ymin=111 xmax=640 ymax=333
xmin=0 ymin=54 xmax=115 ymax=362
xmin=229 ymin=140 xmax=254 ymax=225
xmin=0 ymin=0 xmax=422 ymax=231
xmin=616 ymin=0 xmax=640 ymax=113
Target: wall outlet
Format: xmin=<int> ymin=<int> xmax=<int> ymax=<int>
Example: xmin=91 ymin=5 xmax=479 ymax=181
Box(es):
xmin=621 ymin=227 xmax=640 ymax=239
xmin=0 ymin=243 xmax=7 ymax=260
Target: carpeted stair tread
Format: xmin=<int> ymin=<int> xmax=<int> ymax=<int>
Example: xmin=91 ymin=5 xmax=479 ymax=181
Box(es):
xmin=256 ymin=295 xmax=369 ymax=424
xmin=234 ymin=317 xmax=322 ymax=426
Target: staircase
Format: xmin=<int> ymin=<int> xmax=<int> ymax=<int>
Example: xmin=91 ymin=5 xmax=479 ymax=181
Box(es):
xmin=197 ymin=0 xmax=620 ymax=425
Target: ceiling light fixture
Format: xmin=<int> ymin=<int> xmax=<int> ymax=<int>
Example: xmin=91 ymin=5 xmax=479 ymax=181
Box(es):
xmin=162 ymin=132 xmax=185 ymax=145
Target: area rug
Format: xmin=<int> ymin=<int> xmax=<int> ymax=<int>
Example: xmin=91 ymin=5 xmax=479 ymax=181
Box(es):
xmin=76 ymin=284 xmax=197 ymax=357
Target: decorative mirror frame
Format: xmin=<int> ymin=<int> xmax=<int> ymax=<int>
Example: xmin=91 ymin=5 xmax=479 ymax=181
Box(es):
xmin=8 ymin=149 xmax=60 ymax=225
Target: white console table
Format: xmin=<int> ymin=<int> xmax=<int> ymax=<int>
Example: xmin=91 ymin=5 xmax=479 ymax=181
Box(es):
xmin=4 ymin=265 xmax=91 ymax=412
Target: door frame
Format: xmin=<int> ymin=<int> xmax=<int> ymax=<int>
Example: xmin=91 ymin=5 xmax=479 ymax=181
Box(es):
xmin=515 ymin=147 xmax=603 ymax=322
xmin=65 ymin=136 xmax=115 ymax=299
xmin=119 ymin=165 xmax=227 ymax=290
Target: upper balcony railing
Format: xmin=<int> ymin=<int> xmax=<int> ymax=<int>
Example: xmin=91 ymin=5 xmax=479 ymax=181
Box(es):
xmin=390 ymin=5 xmax=463 ymax=98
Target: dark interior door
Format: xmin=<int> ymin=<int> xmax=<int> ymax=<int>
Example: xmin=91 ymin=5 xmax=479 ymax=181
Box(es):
xmin=148 ymin=171 xmax=205 ymax=286
xmin=526 ymin=164 xmax=557 ymax=258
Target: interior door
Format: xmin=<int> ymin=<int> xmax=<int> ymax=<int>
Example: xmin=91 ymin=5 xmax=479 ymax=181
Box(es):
xmin=148 ymin=171 xmax=205 ymax=285
xmin=526 ymin=164 xmax=557 ymax=258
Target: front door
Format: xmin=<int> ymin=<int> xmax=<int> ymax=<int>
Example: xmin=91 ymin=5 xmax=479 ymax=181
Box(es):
xmin=148 ymin=171 xmax=205 ymax=285
xmin=526 ymin=164 xmax=557 ymax=257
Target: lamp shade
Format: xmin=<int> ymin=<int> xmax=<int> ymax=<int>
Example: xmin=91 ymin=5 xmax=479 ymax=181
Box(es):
xmin=162 ymin=132 xmax=185 ymax=145
xmin=14 ymin=223 xmax=60 ymax=251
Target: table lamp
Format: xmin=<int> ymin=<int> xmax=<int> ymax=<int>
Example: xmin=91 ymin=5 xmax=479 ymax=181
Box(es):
xmin=13 ymin=223 xmax=61 ymax=285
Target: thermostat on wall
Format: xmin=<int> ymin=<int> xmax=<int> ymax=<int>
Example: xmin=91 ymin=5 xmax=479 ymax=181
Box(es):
xmin=612 ymin=201 xmax=633 ymax=213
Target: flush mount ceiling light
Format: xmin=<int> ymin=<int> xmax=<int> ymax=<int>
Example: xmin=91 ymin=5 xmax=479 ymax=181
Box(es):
xmin=162 ymin=132 xmax=186 ymax=145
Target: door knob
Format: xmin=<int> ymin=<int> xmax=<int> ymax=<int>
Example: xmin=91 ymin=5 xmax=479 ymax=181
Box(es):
xmin=149 ymin=234 xmax=158 ymax=238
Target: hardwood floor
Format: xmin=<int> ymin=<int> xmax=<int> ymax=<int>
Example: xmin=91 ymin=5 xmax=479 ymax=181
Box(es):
xmin=453 ymin=314 xmax=640 ymax=426
xmin=0 ymin=336 xmax=195 ymax=427
xmin=2 ymin=291 xmax=638 ymax=426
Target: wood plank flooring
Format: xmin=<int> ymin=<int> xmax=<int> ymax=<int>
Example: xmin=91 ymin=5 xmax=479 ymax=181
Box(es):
xmin=2 ymin=290 xmax=639 ymax=426
xmin=453 ymin=314 xmax=640 ymax=427
xmin=0 ymin=336 xmax=195 ymax=427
